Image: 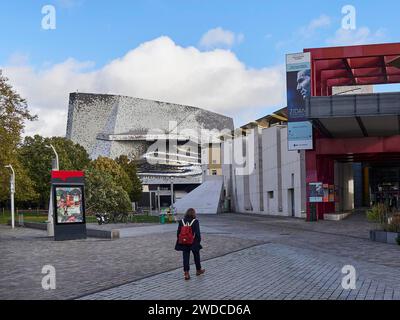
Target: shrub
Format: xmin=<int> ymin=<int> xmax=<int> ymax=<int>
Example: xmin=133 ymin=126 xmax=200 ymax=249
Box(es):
xmin=366 ymin=203 xmax=388 ymax=225
xmin=385 ymin=214 xmax=400 ymax=233
xmin=85 ymin=167 xmax=131 ymax=217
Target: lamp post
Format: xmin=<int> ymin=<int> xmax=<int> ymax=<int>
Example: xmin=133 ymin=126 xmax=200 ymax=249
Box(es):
xmin=46 ymin=144 xmax=59 ymax=237
xmin=4 ymin=165 xmax=15 ymax=229
xmin=46 ymin=144 xmax=59 ymax=170
xmin=170 ymin=177 xmax=174 ymax=208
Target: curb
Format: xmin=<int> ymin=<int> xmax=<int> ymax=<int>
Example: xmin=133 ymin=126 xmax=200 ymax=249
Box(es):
xmin=7 ymin=221 xmax=120 ymax=240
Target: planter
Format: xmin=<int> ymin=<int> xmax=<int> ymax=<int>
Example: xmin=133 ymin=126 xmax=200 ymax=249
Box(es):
xmin=387 ymin=232 xmax=400 ymax=245
xmin=370 ymin=230 xmax=400 ymax=245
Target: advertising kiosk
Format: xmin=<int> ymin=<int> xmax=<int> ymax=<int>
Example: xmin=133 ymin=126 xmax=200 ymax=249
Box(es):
xmin=51 ymin=170 xmax=87 ymax=241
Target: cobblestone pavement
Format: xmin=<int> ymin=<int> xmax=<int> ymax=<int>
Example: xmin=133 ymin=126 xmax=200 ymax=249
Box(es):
xmin=2 ymin=210 xmax=400 ymax=300
xmin=80 ymin=243 xmax=400 ymax=300
xmin=0 ymin=225 xmax=261 ymax=300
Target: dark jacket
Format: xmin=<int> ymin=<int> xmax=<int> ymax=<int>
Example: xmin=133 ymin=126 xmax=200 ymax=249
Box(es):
xmin=175 ymin=217 xmax=203 ymax=252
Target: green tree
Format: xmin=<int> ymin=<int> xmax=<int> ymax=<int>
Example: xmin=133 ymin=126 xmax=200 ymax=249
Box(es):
xmin=85 ymin=166 xmax=131 ymax=216
xmin=115 ymin=155 xmax=142 ymax=202
xmin=18 ymin=135 xmax=90 ymax=207
xmin=89 ymin=156 xmax=133 ymax=199
xmin=0 ymin=70 xmax=37 ymax=204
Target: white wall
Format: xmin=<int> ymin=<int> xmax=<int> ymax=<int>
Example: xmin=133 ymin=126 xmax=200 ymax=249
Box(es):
xmin=222 ymin=124 xmax=304 ymax=217
xmin=280 ymin=127 xmax=303 ymax=218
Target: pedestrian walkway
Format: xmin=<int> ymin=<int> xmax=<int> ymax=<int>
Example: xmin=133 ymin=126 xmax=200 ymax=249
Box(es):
xmin=2 ymin=212 xmax=400 ymax=300
xmin=80 ymin=243 xmax=400 ymax=300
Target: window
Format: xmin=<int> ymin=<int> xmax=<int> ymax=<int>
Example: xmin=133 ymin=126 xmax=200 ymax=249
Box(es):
xmin=211 ymin=170 xmax=217 ymax=176
xmin=268 ymin=191 xmax=274 ymax=199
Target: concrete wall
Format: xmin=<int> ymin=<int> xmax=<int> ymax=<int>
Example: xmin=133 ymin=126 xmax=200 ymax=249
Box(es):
xmin=223 ymin=124 xmax=304 ymax=217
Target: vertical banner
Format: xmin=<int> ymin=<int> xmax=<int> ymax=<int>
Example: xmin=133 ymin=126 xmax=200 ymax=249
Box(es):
xmin=286 ymin=52 xmax=313 ymax=151
xmin=286 ymin=52 xmax=311 ymax=121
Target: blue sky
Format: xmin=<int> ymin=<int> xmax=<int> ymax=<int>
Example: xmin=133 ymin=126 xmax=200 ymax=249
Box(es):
xmin=1 ymin=0 xmax=399 ymax=136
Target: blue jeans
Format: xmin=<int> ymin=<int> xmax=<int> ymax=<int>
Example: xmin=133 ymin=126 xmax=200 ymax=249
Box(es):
xmin=183 ymin=250 xmax=201 ymax=272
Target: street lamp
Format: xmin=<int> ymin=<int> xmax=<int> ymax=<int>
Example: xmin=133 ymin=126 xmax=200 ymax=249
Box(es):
xmin=45 ymin=144 xmax=59 ymax=237
xmin=46 ymin=144 xmax=59 ymax=170
xmin=170 ymin=176 xmax=174 ymax=208
xmin=4 ymin=165 xmax=15 ymax=229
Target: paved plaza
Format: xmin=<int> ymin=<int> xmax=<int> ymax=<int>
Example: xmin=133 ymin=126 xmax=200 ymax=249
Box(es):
xmin=1 ymin=211 xmax=400 ymax=300
xmin=80 ymin=243 xmax=400 ymax=300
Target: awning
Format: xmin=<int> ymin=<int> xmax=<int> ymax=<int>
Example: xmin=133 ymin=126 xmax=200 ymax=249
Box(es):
xmin=307 ymin=92 xmax=400 ymax=138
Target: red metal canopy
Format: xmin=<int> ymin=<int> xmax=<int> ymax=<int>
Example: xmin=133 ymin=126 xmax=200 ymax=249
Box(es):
xmin=304 ymin=43 xmax=400 ymax=96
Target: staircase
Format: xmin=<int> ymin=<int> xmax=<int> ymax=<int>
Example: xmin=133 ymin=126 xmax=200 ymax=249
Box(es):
xmin=173 ymin=177 xmax=224 ymax=214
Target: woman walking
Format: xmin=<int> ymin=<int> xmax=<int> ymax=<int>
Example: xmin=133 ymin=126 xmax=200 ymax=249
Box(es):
xmin=175 ymin=208 xmax=205 ymax=280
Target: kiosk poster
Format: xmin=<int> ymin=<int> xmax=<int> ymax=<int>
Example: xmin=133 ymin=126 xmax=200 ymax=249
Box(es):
xmin=309 ymin=182 xmax=324 ymax=203
xmin=55 ymin=186 xmax=84 ymax=224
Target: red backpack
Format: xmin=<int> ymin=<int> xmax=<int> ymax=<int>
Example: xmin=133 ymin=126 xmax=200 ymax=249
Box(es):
xmin=178 ymin=219 xmax=196 ymax=245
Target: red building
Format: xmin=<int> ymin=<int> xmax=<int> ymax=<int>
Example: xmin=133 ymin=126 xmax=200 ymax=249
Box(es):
xmin=303 ymin=43 xmax=400 ymax=219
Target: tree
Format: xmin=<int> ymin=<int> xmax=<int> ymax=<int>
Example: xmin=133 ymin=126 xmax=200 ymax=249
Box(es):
xmin=49 ymin=136 xmax=91 ymax=170
xmin=89 ymin=157 xmax=133 ymax=199
xmin=85 ymin=166 xmax=131 ymax=216
xmin=115 ymin=155 xmax=143 ymax=202
xmin=0 ymin=70 xmax=38 ymax=204
xmin=18 ymin=135 xmax=90 ymax=207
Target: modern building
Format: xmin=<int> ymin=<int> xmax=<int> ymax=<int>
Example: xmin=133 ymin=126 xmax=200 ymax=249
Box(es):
xmin=293 ymin=42 xmax=400 ymax=220
xmin=66 ymin=92 xmax=234 ymax=210
xmin=217 ymin=42 xmax=400 ymax=220
xmin=218 ymin=108 xmax=306 ymax=217
xmin=66 ymin=43 xmax=400 ymax=219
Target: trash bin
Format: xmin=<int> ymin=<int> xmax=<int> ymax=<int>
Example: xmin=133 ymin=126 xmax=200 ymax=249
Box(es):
xmin=159 ymin=213 xmax=165 ymax=224
xmin=168 ymin=214 xmax=173 ymax=223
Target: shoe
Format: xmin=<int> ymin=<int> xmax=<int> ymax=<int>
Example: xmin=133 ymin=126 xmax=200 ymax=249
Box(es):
xmin=184 ymin=271 xmax=190 ymax=280
xmin=196 ymin=269 xmax=205 ymax=276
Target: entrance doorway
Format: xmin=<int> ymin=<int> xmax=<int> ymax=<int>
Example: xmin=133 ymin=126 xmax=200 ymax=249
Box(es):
xmin=288 ymin=188 xmax=295 ymax=217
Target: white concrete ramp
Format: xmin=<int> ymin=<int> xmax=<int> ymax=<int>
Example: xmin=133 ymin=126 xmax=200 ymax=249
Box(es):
xmin=173 ymin=178 xmax=223 ymax=214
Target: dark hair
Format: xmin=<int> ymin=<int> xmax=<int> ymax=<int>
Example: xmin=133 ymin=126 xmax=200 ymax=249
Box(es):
xmin=185 ymin=208 xmax=196 ymax=220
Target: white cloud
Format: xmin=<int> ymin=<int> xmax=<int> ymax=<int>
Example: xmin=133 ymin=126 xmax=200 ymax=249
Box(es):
xmin=326 ymin=27 xmax=387 ymax=46
xmin=275 ymin=14 xmax=331 ymax=49
xmin=2 ymin=36 xmax=285 ymax=137
xmin=199 ymin=27 xmax=244 ymax=49
xmin=299 ymin=15 xmax=331 ymax=39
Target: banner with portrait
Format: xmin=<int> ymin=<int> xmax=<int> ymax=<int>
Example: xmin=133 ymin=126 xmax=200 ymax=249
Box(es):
xmin=286 ymin=52 xmax=311 ymax=121
xmin=286 ymin=52 xmax=313 ymax=151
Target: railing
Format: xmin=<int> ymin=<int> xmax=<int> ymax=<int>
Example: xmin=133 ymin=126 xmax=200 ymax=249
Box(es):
xmin=306 ymin=92 xmax=400 ymax=118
